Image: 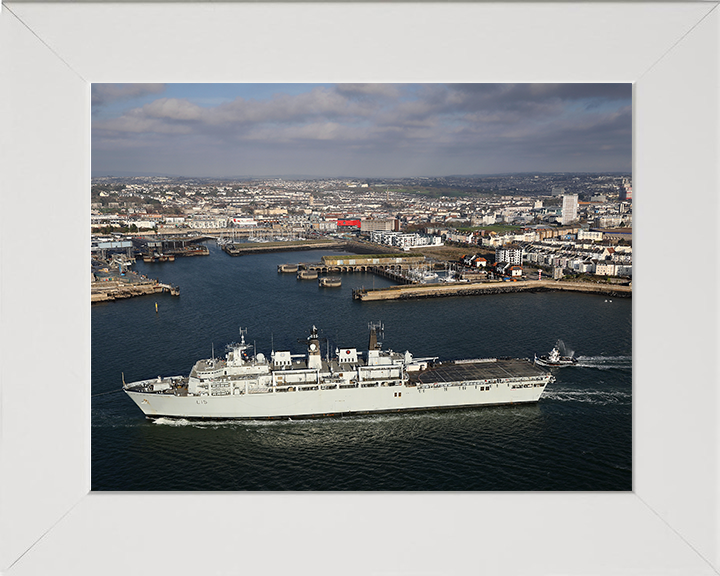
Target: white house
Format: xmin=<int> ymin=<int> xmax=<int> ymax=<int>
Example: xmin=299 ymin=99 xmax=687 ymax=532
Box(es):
xmin=231 ymin=217 xmax=257 ymax=228
xmin=578 ymin=229 xmax=603 ymax=242
xmin=495 ymin=245 xmax=524 ymax=265
xmin=188 ymin=217 xmax=228 ymax=229
xmin=616 ymin=265 xmax=633 ymax=277
xmin=127 ymin=219 xmax=156 ymax=230
xmin=595 ymin=262 xmax=617 ymax=276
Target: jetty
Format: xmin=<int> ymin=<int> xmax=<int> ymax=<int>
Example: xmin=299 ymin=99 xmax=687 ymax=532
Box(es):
xmin=352 ymin=279 xmax=631 ymax=301
xmin=222 ymin=238 xmax=344 ymax=256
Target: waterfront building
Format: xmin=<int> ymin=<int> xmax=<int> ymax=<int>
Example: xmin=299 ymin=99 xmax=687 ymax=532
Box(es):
xmin=568 ymin=257 xmax=595 ymax=274
xmin=495 ymin=244 xmax=524 ymax=265
xmin=595 ymin=262 xmax=617 ymax=276
xmin=616 ymin=264 xmax=633 ymax=277
xmin=370 ymin=231 xmax=443 ymax=249
xmin=361 ymin=219 xmax=398 ymax=233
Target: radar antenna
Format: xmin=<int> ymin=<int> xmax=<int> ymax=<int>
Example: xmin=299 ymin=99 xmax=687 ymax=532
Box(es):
xmin=298 ymin=326 xmax=327 ymax=345
xmin=368 ymin=321 xmax=384 ymax=335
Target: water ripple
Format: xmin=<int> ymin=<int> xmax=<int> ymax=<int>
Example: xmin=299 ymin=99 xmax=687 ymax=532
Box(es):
xmin=92 ymin=247 xmax=631 ymax=491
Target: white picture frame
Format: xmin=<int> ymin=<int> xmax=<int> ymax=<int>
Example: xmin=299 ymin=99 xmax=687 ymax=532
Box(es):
xmin=1 ymin=2 xmax=718 ymax=574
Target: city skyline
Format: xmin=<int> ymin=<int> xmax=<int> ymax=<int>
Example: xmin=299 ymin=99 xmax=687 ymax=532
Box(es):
xmin=92 ymin=83 xmax=632 ymax=179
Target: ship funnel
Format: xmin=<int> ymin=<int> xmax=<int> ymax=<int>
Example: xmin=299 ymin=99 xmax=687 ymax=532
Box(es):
xmin=306 ymin=326 xmax=322 ymax=370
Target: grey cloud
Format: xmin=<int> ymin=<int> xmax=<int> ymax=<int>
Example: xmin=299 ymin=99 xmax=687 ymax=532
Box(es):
xmin=142 ymin=98 xmax=204 ymax=122
xmin=221 ymin=87 xmax=377 ymax=124
xmin=414 ymin=84 xmax=630 ymax=118
xmin=92 ymin=84 xmax=166 ymax=108
xmin=92 ymin=83 xmax=631 ymax=177
xmin=451 ymin=83 xmax=630 ymax=102
xmin=335 ymin=84 xmax=403 ymax=99
xmin=96 ymin=87 xmax=380 ymax=137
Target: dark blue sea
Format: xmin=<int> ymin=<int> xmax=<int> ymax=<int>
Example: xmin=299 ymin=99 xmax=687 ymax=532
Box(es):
xmin=92 ymin=242 xmax=632 ymax=491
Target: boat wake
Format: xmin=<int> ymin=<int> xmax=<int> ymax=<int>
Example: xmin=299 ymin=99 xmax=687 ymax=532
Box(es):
xmin=150 ymin=416 xmax=304 ymax=428
xmin=574 ymin=355 xmax=632 ymax=370
xmin=543 ymin=388 xmax=631 ymax=405
xmin=151 ymin=417 xmax=245 ymax=428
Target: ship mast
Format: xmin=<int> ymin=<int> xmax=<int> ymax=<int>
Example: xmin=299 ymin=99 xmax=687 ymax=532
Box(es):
xmin=368 ymin=321 xmax=383 ymax=351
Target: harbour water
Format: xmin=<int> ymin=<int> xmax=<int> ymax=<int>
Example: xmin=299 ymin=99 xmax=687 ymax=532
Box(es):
xmin=92 ymin=243 xmax=632 ymax=491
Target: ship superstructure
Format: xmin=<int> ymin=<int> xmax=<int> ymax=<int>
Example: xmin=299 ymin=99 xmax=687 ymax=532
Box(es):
xmin=123 ymin=324 xmax=554 ymax=419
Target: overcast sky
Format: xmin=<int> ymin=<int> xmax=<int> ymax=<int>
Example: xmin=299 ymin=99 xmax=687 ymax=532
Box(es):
xmin=91 ymin=83 xmax=631 ymax=178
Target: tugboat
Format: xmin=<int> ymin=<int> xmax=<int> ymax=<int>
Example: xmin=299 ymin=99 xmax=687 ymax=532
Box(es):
xmin=534 ymin=344 xmax=578 ymax=367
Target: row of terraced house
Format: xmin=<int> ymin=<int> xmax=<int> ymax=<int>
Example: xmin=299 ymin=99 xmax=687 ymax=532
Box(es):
xmin=520 ymin=241 xmax=632 ymax=278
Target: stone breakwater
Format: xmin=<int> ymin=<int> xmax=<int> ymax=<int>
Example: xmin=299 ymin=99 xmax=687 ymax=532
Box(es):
xmin=352 ymin=279 xmax=631 ymax=301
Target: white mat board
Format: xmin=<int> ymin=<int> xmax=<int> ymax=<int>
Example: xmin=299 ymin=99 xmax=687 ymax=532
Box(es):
xmin=0 ymin=3 xmax=718 ymax=575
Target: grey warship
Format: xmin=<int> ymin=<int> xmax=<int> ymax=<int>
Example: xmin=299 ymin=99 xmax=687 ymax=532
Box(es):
xmin=123 ymin=323 xmax=554 ymax=419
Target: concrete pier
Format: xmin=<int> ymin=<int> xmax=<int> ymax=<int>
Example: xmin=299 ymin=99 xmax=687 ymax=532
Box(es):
xmin=222 ymin=239 xmax=344 ymax=256
xmin=352 ymin=279 xmax=631 ymax=301
xmin=91 ymin=280 xmax=179 ymax=303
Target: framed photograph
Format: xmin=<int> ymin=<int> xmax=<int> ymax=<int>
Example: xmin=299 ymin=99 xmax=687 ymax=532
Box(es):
xmin=1 ymin=2 xmax=717 ymax=575
xmin=90 ymin=80 xmax=633 ymax=493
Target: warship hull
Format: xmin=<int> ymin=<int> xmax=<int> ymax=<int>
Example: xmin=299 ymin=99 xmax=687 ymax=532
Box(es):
xmin=125 ymin=382 xmax=547 ymax=419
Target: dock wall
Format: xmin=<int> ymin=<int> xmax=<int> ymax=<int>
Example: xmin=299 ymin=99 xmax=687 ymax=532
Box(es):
xmin=222 ymin=240 xmax=345 ymax=256
xmin=224 ymin=239 xmax=405 ymax=257
xmin=352 ymin=279 xmax=631 ymax=301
